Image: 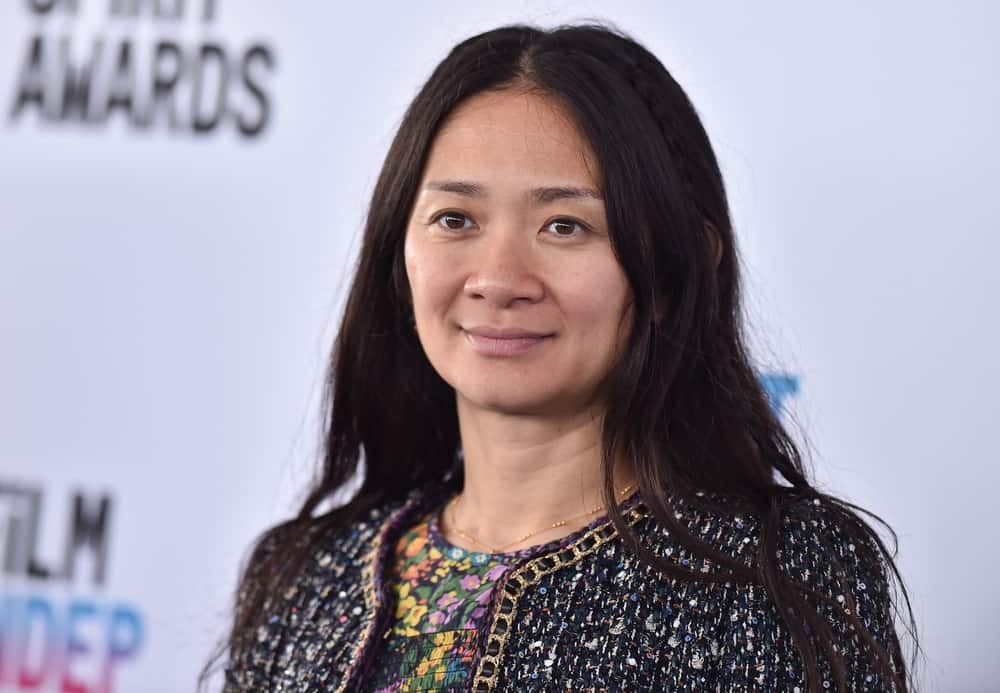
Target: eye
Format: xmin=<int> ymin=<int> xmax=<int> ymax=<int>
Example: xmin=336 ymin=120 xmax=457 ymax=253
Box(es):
xmin=542 ymin=217 xmax=589 ymax=238
xmin=432 ymin=212 xmax=475 ymax=231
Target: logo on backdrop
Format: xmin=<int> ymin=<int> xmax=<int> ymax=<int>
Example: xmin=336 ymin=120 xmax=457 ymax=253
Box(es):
xmin=0 ymin=481 xmax=143 ymax=693
xmin=760 ymin=371 xmax=800 ymax=416
xmin=7 ymin=0 xmax=276 ymax=138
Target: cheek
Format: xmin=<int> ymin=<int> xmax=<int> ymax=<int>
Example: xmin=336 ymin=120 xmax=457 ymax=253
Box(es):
xmin=563 ymin=264 xmax=632 ymax=335
xmin=404 ymin=235 xmax=460 ymax=320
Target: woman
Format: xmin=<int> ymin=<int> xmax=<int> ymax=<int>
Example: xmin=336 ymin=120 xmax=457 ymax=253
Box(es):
xmin=214 ymin=22 xmax=915 ymax=692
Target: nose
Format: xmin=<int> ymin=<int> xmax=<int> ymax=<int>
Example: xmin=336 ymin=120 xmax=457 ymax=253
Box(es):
xmin=463 ymin=228 xmax=545 ymax=308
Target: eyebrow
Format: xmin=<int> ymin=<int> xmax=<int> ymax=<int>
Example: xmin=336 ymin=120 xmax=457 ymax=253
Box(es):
xmin=424 ymin=179 xmax=603 ymax=203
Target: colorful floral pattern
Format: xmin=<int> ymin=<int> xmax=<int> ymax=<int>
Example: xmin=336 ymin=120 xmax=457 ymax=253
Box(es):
xmin=365 ymin=508 xmax=513 ymax=692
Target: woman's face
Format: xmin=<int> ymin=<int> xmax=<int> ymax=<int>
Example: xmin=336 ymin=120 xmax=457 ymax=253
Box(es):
xmin=404 ymin=87 xmax=633 ymax=417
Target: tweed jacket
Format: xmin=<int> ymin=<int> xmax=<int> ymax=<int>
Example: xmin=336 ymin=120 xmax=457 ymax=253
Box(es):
xmin=222 ymin=486 xmax=901 ymax=692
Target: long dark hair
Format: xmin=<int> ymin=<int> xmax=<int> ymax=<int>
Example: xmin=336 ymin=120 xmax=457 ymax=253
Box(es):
xmin=204 ymin=22 xmax=917 ymax=692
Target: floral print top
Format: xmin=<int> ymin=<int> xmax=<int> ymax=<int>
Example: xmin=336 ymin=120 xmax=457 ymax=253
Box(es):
xmin=364 ymin=502 xmax=564 ymax=692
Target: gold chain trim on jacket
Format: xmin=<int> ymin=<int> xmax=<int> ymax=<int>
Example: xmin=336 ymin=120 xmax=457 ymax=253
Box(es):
xmin=471 ymin=503 xmax=650 ymax=692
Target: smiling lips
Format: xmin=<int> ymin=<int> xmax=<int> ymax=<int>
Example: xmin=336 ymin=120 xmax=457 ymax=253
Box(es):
xmin=463 ymin=326 xmax=553 ymax=356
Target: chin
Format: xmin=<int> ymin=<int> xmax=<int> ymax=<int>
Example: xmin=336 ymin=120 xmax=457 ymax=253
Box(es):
xmin=457 ymin=383 xmax=557 ymax=416
xmin=457 ymin=379 xmax=599 ymax=418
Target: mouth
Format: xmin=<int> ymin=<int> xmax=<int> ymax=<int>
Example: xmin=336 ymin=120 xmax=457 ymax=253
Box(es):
xmin=462 ymin=326 xmax=554 ymax=357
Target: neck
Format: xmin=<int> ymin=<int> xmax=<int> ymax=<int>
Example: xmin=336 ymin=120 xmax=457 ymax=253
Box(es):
xmin=443 ymin=394 xmax=638 ymax=554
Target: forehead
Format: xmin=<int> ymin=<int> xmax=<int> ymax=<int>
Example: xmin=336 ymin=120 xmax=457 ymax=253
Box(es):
xmin=422 ymin=87 xmax=602 ymax=189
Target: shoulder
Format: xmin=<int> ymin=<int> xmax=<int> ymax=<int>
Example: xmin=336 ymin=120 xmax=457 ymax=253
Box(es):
xmin=639 ymin=490 xmax=892 ymax=587
xmin=629 ymin=491 xmax=903 ymax=690
xmin=223 ymin=493 xmax=417 ymax=690
xmin=243 ymin=494 xmax=409 ymax=582
xmin=658 ymin=490 xmax=897 ymax=625
xmin=716 ymin=495 xmax=903 ymax=691
xmin=776 ymin=497 xmax=894 ymax=612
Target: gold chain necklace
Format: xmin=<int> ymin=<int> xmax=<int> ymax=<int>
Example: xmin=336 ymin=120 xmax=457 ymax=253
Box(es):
xmin=446 ymin=482 xmax=638 ymax=554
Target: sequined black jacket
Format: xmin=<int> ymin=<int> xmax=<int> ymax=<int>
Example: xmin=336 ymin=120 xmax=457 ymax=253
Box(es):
xmin=222 ymin=487 xmax=902 ymax=692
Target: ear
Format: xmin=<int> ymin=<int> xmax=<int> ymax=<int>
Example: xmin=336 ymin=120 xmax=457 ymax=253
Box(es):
xmin=704 ymin=220 xmax=723 ymax=270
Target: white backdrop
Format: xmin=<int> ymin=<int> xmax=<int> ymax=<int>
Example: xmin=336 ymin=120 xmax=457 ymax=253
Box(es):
xmin=1 ymin=2 xmax=996 ymax=691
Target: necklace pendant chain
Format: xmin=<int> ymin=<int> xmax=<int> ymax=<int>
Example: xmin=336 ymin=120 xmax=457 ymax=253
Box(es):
xmin=448 ymin=482 xmax=638 ymax=554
